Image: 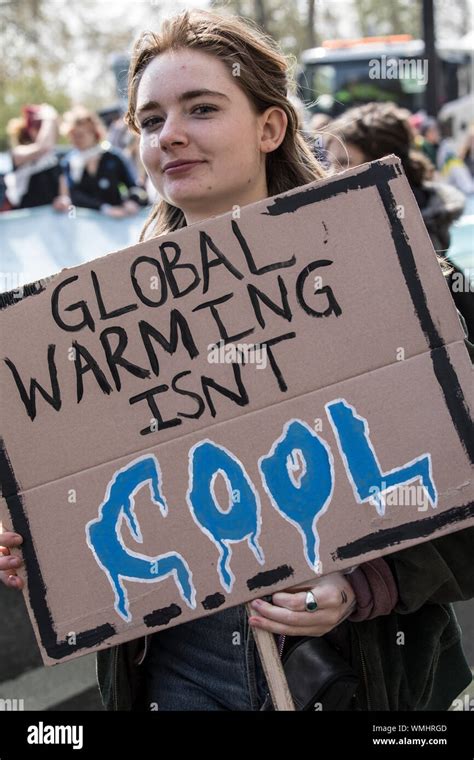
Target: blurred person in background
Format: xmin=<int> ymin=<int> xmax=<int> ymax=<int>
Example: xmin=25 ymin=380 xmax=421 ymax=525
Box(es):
xmin=437 ymin=117 xmax=474 ymax=196
xmin=55 ymin=106 xmax=148 ymax=217
xmin=327 ymin=102 xmax=473 ymax=345
xmin=2 ymin=104 xmax=61 ymax=210
xmin=459 ymin=124 xmax=474 ymax=178
xmin=107 ymin=108 xmax=132 ymax=154
xmin=107 ymin=108 xmax=144 ymax=178
xmin=408 ymin=111 xmax=426 ymax=136
xmin=108 ymin=112 xmax=152 ymax=194
xmin=416 ymin=116 xmax=440 ymax=166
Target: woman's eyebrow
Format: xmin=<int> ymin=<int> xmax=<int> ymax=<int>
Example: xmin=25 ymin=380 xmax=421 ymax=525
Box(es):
xmin=137 ymin=89 xmax=230 ymax=117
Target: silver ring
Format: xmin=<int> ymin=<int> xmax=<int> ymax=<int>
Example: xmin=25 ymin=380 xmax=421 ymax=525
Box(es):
xmin=305 ymin=590 xmax=318 ymax=612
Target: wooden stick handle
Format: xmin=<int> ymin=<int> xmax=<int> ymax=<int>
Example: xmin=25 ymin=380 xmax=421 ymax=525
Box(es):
xmin=245 ymin=603 xmax=295 ymax=711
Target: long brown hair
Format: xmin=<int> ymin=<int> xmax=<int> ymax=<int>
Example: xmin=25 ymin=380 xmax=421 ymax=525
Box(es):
xmin=125 ymin=9 xmax=325 ymax=241
xmin=328 ymin=102 xmax=434 ymax=186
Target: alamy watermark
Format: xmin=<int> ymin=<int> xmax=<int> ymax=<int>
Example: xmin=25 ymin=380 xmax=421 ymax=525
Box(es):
xmin=27 ymin=721 xmax=83 ymax=750
xmin=451 ymin=268 xmax=474 ymax=293
xmin=369 ymin=480 xmax=433 ymax=511
xmin=0 ymin=697 xmax=25 ymax=710
xmin=369 ymin=55 xmax=428 ymax=86
xmin=207 ymin=341 xmax=267 ymax=370
xmin=451 ymin=693 xmax=474 ymax=711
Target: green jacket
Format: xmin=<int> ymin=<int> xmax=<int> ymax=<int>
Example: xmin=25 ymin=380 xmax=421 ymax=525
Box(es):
xmin=96 ymin=526 xmax=474 ymax=711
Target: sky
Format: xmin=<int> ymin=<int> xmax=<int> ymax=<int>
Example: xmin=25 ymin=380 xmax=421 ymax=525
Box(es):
xmin=51 ymin=0 xmax=209 ymax=102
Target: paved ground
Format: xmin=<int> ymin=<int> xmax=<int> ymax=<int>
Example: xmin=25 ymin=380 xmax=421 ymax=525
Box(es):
xmin=0 ymin=584 xmax=472 ymax=712
xmin=0 ymin=584 xmax=103 ymax=710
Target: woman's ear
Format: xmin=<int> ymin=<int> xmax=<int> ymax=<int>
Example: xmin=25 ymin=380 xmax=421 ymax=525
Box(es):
xmin=259 ymin=107 xmax=288 ymax=154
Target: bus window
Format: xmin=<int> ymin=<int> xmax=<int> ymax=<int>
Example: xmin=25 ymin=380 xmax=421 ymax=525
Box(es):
xmin=304 ymin=58 xmax=426 ymax=116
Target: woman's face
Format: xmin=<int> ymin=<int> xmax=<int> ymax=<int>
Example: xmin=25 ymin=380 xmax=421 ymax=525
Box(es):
xmin=68 ymin=119 xmax=98 ymax=150
xmin=136 ymin=48 xmax=286 ymax=224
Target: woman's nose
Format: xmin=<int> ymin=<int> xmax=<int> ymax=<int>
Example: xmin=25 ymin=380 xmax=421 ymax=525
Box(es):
xmin=159 ymin=114 xmax=189 ymax=151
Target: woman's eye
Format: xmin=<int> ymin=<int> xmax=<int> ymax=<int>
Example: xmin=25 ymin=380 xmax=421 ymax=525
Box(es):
xmin=141 ymin=116 xmax=163 ymax=130
xmin=192 ymin=105 xmax=218 ymax=116
xmin=140 ymin=105 xmax=217 ymax=131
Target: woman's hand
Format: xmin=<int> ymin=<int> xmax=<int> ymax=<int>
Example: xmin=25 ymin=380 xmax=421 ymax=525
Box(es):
xmin=52 ymin=195 xmax=72 ymax=212
xmin=101 ymin=204 xmax=128 ymax=218
xmin=248 ymin=571 xmax=356 ymax=637
xmin=0 ymin=529 xmax=24 ymax=590
xmin=123 ymin=199 xmax=140 ymax=216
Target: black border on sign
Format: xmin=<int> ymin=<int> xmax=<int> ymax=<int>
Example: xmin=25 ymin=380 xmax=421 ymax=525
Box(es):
xmin=0 ymin=159 xmax=472 ymax=660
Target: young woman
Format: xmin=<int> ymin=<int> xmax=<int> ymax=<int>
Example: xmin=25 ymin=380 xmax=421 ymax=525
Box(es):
xmin=54 ymin=106 xmax=147 ymax=217
xmin=1 ymin=10 xmax=473 ymax=712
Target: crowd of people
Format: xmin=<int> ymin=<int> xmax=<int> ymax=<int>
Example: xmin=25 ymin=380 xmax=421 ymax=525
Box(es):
xmin=308 ymin=104 xmax=474 ymax=196
xmin=2 ymin=99 xmax=473 ymax=223
xmin=1 ymin=103 xmax=149 ymax=216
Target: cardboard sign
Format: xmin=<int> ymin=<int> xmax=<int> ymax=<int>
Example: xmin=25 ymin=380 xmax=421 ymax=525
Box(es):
xmin=1 ymin=156 xmax=472 ymax=666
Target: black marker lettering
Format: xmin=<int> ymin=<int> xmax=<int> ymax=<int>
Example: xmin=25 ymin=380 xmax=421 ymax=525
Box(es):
xmin=91 ymin=270 xmax=138 ymax=321
xmin=73 ymin=341 xmax=112 ymax=402
xmin=172 ymin=370 xmax=206 ymax=420
xmin=139 ymin=311 xmax=199 ymax=377
xmin=247 ymin=276 xmax=292 ymax=329
xmin=201 ymin=362 xmax=249 ymax=417
xmin=256 ymin=332 xmax=296 ymax=392
xmin=200 ymin=231 xmax=244 ymax=293
xmin=51 ymin=276 xmax=95 ymax=333
xmin=129 ymin=385 xmax=182 ymax=434
xmin=296 ymin=260 xmax=342 ymax=318
xmin=193 ymin=293 xmax=254 ymax=344
xmin=131 ymin=256 xmax=168 ymax=307
xmin=159 ymin=241 xmax=201 ymax=298
xmin=232 ymin=220 xmax=296 ymax=274
xmin=4 ymin=345 xmax=61 ymax=420
xmin=99 ymin=326 xmax=150 ymax=391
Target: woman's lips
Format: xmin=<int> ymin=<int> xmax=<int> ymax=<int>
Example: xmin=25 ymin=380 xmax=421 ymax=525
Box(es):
xmin=164 ymin=161 xmax=205 ymax=175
